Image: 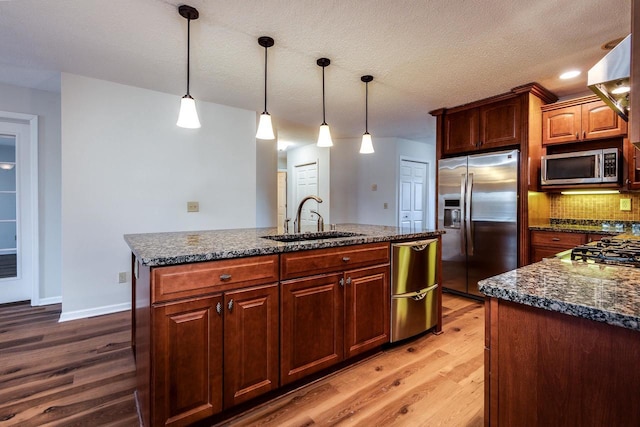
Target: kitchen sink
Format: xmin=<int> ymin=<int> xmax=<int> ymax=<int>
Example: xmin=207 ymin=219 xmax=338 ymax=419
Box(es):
xmin=261 ymin=231 xmax=364 ymax=242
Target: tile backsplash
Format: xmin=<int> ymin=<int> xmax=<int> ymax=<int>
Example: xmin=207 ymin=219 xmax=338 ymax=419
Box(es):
xmin=550 ymin=193 xmax=640 ymax=222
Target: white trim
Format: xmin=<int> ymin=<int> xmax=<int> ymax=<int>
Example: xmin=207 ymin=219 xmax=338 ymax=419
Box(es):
xmin=0 ymin=111 xmax=39 ymax=305
xmin=34 ymin=295 xmax=62 ymax=306
xmin=397 ymin=156 xmax=429 ymax=229
xmin=58 ymin=302 xmax=131 ymax=323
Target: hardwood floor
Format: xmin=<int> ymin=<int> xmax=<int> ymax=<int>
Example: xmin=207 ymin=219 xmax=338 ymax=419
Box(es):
xmin=0 ymin=294 xmax=483 ymax=426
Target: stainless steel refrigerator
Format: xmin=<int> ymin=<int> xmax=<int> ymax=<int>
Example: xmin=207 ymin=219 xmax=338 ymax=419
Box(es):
xmin=437 ymin=149 xmax=518 ymax=298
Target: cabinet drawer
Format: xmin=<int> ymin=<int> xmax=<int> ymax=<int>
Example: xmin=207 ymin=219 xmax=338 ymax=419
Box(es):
xmin=530 ymin=231 xmax=586 ymax=248
xmin=281 ymin=243 xmax=389 ymax=280
xmin=152 ymin=255 xmax=279 ymax=303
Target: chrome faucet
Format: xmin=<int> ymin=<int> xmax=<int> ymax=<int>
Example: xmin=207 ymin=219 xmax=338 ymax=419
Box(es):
xmin=294 ymin=195 xmax=323 ymax=233
xmin=310 ymin=210 xmax=324 ymax=232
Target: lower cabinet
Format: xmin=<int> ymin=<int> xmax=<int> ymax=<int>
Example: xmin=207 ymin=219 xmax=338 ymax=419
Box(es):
xmin=152 ymin=283 xmax=279 ymax=427
xmin=280 ymin=265 xmax=390 ymax=385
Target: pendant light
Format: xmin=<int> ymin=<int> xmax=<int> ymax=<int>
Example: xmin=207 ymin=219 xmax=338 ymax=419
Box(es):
xmin=360 ymin=75 xmax=374 ymax=153
xmin=256 ymin=36 xmax=275 ymax=139
xmin=317 ymin=58 xmax=333 ymax=147
xmin=176 ymin=5 xmax=201 ymax=129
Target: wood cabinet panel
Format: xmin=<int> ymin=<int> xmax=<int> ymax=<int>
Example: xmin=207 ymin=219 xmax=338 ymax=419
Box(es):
xmin=443 ymin=108 xmax=479 ymax=154
xmin=344 ymin=265 xmax=390 ymax=358
xmin=542 ymin=105 xmax=581 ymax=145
xmin=280 ymin=243 xmax=389 ymax=280
xmin=488 ymin=298 xmax=640 ymax=426
xmin=280 ymin=273 xmax=344 ymax=385
xmin=153 ymin=295 xmax=223 ymax=427
xmin=152 ymin=255 xmax=278 ymax=303
xmin=530 ymin=230 xmax=586 ymax=248
xmin=479 ymin=98 xmax=521 ymax=149
xmin=223 ymin=284 xmax=279 ymax=408
xmin=582 ymin=100 xmax=628 ymax=140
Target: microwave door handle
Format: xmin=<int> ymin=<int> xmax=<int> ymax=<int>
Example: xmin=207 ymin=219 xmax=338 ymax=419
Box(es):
xmin=466 ymin=173 xmax=474 ymax=256
xmin=460 ymin=173 xmax=467 ymax=256
xmin=595 ymin=155 xmax=601 ymax=178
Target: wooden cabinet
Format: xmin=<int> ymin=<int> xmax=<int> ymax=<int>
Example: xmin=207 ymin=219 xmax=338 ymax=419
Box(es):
xmin=280 ymin=243 xmax=390 ymax=385
xmin=530 ymin=230 xmax=586 ymax=263
xmin=442 ymin=97 xmax=521 ymax=156
xmin=485 ymin=298 xmax=640 ymax=426
xmin=139 ymin=255 xmax=280 ymax=427
xmin=542 ymin=97 xmax=627 ymax=145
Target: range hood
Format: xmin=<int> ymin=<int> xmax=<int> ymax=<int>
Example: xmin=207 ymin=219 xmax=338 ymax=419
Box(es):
xmin=587 ymin=34 xmax=630 ymax=122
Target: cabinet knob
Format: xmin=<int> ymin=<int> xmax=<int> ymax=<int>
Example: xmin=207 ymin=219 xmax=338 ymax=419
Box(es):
xmin=346 ymin=277 xmax=352 ymax=285
xmin=342 ymin=257 xmax=350 ymax=263
xmin=576 ymin=132 xmax=579 ymax=139
xmin=551 ymin=237 xmax=560 ymax=241
xmin=216 ymin=302 xmax=222 ymax=315
xmin=583 ymin=131 xmax=586 ymax=139
xmin=227 ymin=299 xmax=234 ymax=312
xmin=339 ymin=278 xmax=344 ymax=287
xmin=220 ymin=274 xmax=232 ymax=281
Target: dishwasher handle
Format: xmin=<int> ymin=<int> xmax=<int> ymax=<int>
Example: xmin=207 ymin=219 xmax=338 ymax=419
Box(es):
xmin=395 ymin=284 xmax=438 ymax=301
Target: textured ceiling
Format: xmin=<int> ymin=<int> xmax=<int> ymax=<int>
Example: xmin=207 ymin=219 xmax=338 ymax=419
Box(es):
xmin=0 ymin=0 xmax=631 ymax=143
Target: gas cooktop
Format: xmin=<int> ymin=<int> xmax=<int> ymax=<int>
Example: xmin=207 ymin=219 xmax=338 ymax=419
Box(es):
xmin=570 ymin=239 xmax=640 ymax=268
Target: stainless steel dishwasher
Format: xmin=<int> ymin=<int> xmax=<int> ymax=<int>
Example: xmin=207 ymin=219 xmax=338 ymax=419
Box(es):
xmin=390 ymin=239 xmax=439 ymax=342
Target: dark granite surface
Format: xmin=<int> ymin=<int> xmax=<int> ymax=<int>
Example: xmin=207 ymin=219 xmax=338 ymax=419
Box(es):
xmin=124 ymin=224 xmax=444 ymax=267
xmin=529 ymin=223 xmax=623 ymax=235
xmin=479 ymin=256 xmax=640 ymax=331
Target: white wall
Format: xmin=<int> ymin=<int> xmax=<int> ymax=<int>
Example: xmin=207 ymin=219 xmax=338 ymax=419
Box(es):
xmin=330 ymin=137 xmax=437 ymax=228
xmin=255 ymin=125 xmax=277 ymax=228
xmin=0 ymin=81 xmax=62 ymax=302
xmin=60 ymin=73 xmax=257 ymax=320
xmin=286 ymin=143 xmax=331 ymax=225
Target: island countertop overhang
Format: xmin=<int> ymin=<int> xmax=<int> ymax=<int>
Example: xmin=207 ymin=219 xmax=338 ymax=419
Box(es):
xmin=124 ymin=223 xmax=444 ymax=267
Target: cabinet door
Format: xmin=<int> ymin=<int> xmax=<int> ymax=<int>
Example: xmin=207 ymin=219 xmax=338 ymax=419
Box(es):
xmin=443 ymin=108 xmax=479 ymax=155
xmin=479 ymin=98 xmax=521 ymax=149
xmin=344 ymin=265 xmax=390 ymax=358
xmin=280 ymin=273 xmax=344 ymax=385
xmin=223 ymin=284 xmax=279 ymax=408
xmin=542 ymin=105 xmax=581 ymax=145
xmin=153 ymin=295 xmax=223 ymax=427
xmin=582 ymin=100 xmax=628 ymax=140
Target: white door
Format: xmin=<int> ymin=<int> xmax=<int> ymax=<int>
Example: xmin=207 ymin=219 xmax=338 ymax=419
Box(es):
xmin=0 ymin=120 xmax=36 ymax=304
xmin=399 ymin=159 xmax=428 ymax=232
xmin=294 ymin=162 xmax=318 ymax=230
xmin=277 ymin=171 xmax=287 ymax=230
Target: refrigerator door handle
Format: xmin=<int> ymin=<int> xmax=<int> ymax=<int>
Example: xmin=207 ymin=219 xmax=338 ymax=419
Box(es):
xmin=466 ymin=172 xmax=474 ymax=256
xmin=460 ymin=173 xmax=467 ymax=256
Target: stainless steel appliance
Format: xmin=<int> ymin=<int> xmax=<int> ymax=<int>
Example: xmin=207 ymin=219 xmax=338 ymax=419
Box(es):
xmin=390 ymin=239 xmax=439 ymax=343
xmin=541 ymin=148 xmax=620 ymax=186
xmin=588 ymin=34 xmax=630 ymax=122
xmin=438 ymin=149 xmax=518 ymax=298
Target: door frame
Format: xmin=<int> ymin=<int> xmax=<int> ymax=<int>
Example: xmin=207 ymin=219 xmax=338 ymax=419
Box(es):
xmin=0 ymin=111 xmax=39 ymax=305
xmin=397 ymin=156 xmax=429 ymax=230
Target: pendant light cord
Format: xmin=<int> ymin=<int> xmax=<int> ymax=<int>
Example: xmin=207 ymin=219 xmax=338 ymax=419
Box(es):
xmin=263 ymin=45 xmax=268 ymax=113
xmin=365 ymin=81 xmax=369 ymax=133
xmin=186 ymin=17 xmax=191 ymax=96
xmin=322 ymin=66 xmax=327 ymax=125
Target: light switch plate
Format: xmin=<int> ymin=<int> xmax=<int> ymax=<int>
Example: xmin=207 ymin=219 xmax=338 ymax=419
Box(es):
xmin=187 ymin=201 xmax=199 ymax=212
xmin=118 ymin=272 xmax=127 ymax=283
xmin=620 ymin=198 xmax=631 ymax=211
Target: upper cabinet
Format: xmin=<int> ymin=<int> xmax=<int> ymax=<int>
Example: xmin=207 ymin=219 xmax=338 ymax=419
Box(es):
xmin=442 ymin=97 xmax=521 ymax=156
xmin=542 ymin=96 xmax=627 ymax=145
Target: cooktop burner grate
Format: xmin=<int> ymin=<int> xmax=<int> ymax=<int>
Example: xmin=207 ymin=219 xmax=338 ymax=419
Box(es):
xmin=570 ymin=239 xmax=640 ymax=267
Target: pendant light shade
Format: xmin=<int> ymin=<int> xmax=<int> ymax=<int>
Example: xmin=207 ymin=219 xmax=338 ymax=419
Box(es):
xmin=317 ymin=58 xmax=333 ymax=147
xmin=256 ymin=36 xmax=275 ymax=139
xmin=176 ymin=5 xmax=201 ymax=129
xmin=360 ymin=75 xmax=374 ymax=153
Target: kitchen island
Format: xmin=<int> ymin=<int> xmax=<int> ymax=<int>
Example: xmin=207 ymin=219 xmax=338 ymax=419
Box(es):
xmin=125 ymin=224 xmax=443 ymax=427
xmin=479 ymin=255 xmax=640 ymax=426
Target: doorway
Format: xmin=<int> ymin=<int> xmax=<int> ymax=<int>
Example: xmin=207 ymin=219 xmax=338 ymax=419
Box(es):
xmin=0 ymin=113 xmax=38 ymax=304
xmin=277 ymin=171 xmax=287 ymax=229
xmin=399 ymin=159 xmax=428 ymax=232
xmin=293 ymin=162 xmax=319 ymax=229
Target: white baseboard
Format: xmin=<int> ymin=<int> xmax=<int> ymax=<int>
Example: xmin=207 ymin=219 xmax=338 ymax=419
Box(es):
xmin=33 ymin=296 xmax=62 ymax=306
xmin=58 ymin=302 xmax=131 ymax=323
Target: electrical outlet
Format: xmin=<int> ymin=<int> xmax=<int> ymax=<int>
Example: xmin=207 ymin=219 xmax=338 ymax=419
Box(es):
xmin=383 ymin=202 xmax=388 ymax=209
xmin=187 ymin=201 xmax=199 ymax=212
xmin=118 ymin=272 xmax=127 ymax=283
xmin=620 ymin=198 xmax=632 ymax=211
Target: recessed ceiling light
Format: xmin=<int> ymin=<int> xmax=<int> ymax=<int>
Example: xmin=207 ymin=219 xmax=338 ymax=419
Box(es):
xmin=559 ymin=70 xmax=581 ymax=80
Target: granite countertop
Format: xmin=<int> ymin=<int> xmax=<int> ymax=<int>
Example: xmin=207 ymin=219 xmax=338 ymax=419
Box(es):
xmin=124 ymin=224 xmax=444 ymax=267
xmin=479 ymin=257 xmax=640 ymax=331
xmin=529 ymin=223 xmax=623 ymax=235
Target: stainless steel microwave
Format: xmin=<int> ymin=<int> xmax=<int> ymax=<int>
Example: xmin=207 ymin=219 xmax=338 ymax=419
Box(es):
xmin=541 ymin=148 xmax=619 ymax=186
